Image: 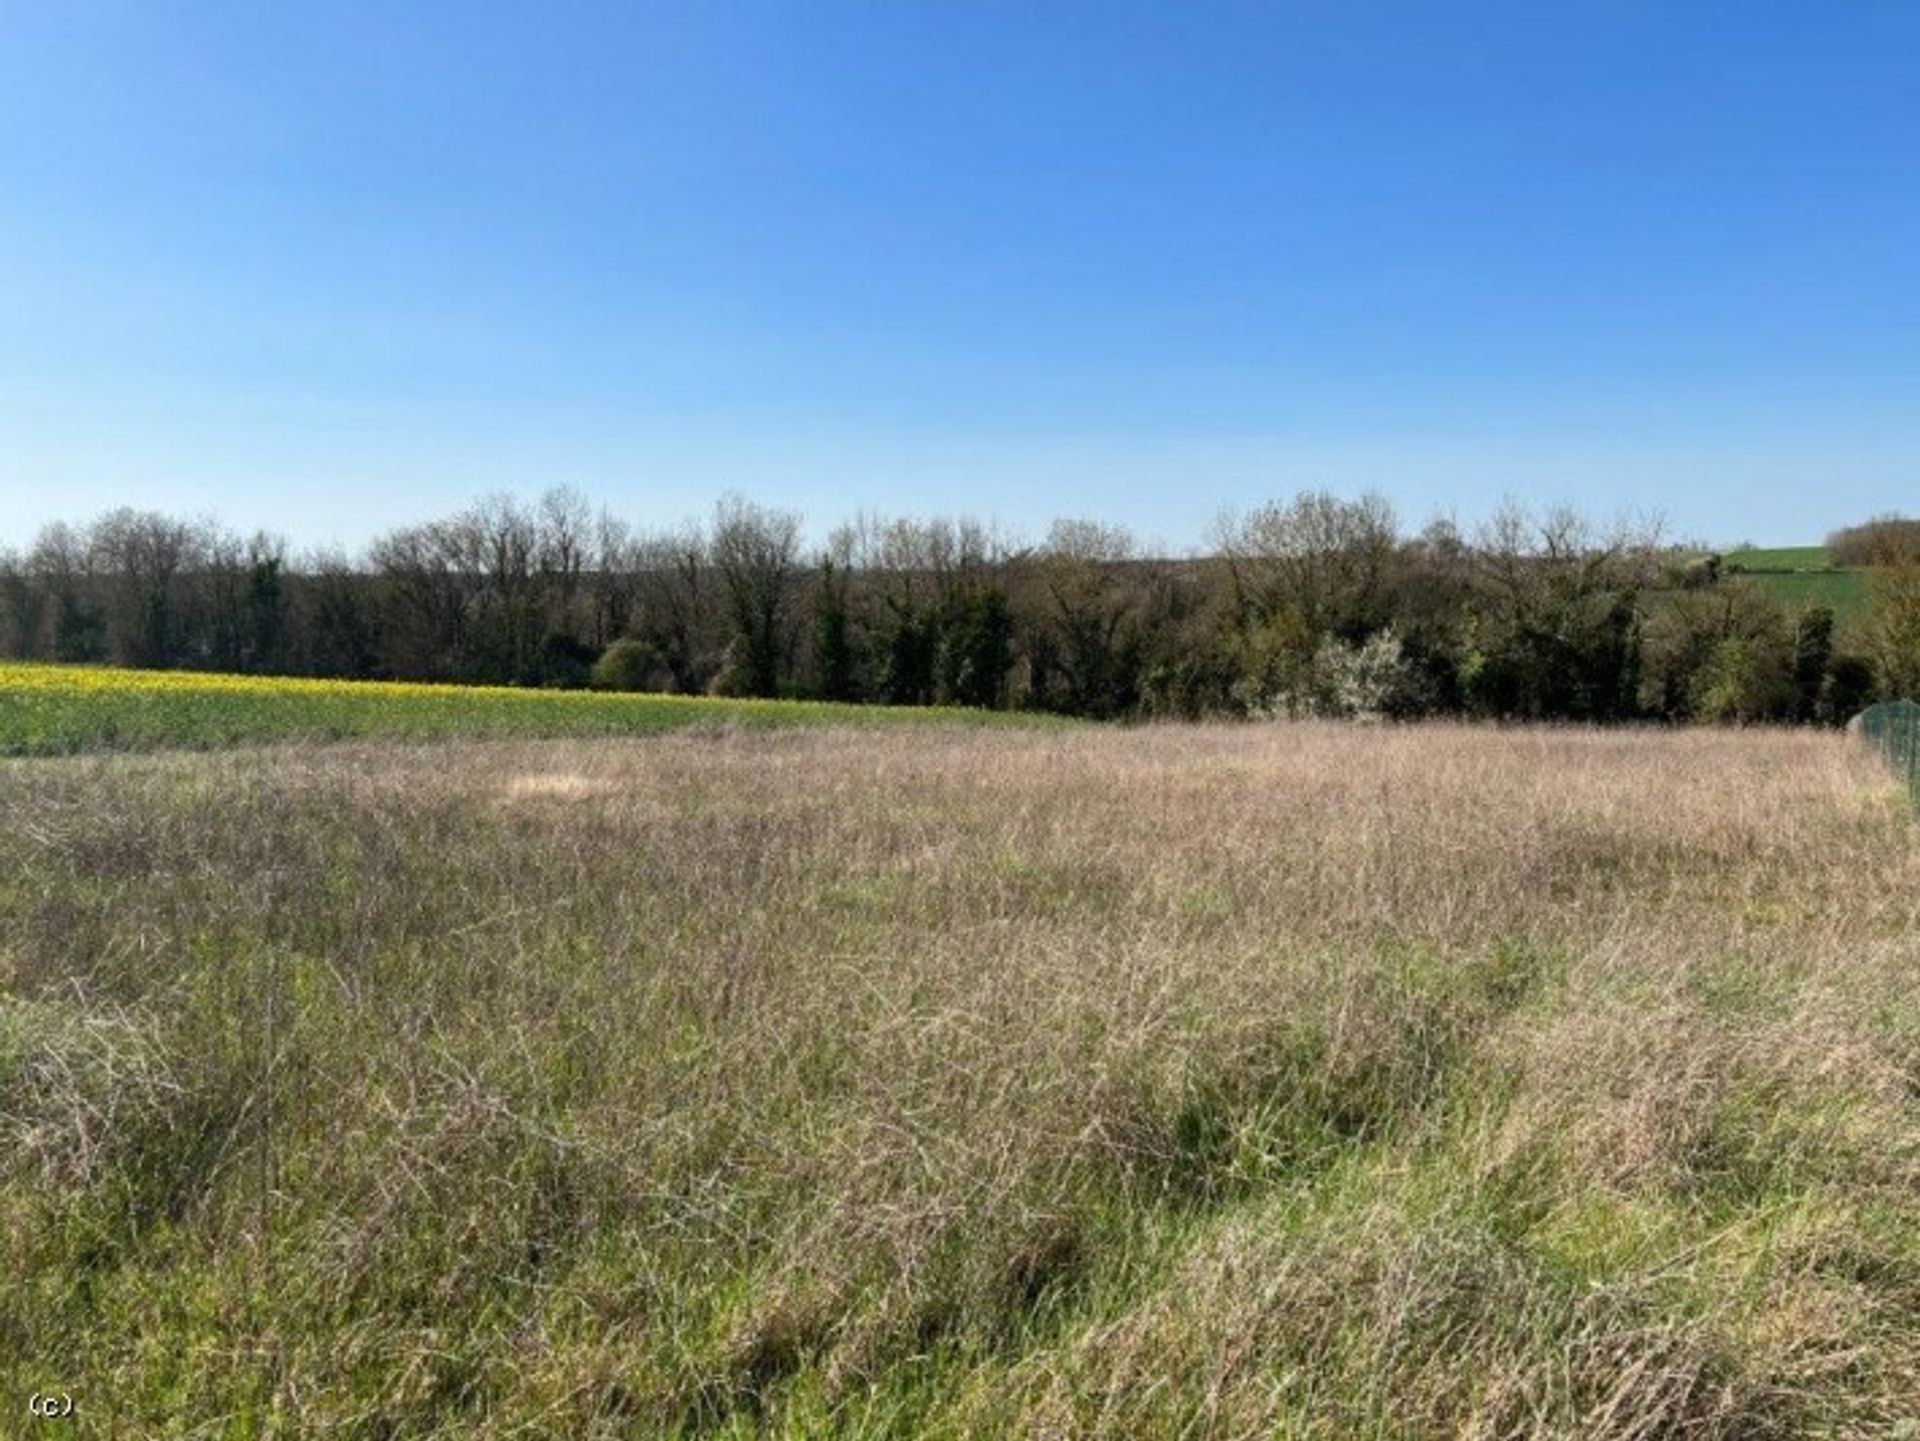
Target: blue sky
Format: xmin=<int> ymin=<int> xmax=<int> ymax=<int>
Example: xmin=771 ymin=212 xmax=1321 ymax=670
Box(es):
xmin=2 ymin=2 xmax=1916 ymax=552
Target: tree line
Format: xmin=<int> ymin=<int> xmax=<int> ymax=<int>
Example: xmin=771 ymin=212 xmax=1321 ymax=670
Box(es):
xmin=4 ymin=490 xmax=1918 ymax=724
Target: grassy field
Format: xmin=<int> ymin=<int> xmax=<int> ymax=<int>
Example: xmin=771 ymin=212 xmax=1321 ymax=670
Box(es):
xmin=1722 ymin=545 xmax=1834 ymax=571
xmin=4 ymin=720 xmax=1919 ymax=1436
xmin=0 ymin=662 xmax=1058 ymax=756
xmin=1742 ymin=567 xmax=1870 ymax=620
xmin=1719 ymin=546 xmax=1870 ymax=621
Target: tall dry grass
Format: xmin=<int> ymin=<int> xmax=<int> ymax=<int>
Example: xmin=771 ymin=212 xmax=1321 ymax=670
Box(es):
xmin=2 ymin=721 xmax=1917 ymax=1436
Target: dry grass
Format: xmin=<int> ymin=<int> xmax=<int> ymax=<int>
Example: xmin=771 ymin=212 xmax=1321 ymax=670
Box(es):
xmin=2 ymin=721 xmax=1917 ymax=1436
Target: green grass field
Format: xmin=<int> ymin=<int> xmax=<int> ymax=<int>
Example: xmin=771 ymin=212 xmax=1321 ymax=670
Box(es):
xmin=1721 ymin=544 xmax=1833 ymax=571
xmin=1718 ymin=545 xmax=1871 ymax=621
xmin=1742 ymin=567 xmax=1870 ymax=619
xmin=0 ymin=662 xmax=1062 ymax=756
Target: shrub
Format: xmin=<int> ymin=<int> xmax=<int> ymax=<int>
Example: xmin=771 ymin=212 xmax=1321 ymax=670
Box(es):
xmin=1824 ymin=653 xmax=1877 ymax=723
xmin=1638 ymin=581 xmax=1794 ymax=722
xmin=1313 ymin=627 xmax=1422 ymax=719
xmin=1790 ymin=606 xmax=1835 ymax=721
xmin=1250 ymin=627 xmax=1421 ymax=720
xmin=536 ymin=632 xmax=596 ymax=688
xmin=1863 ymin=558 xmax=1920 ymax=699
xmin=1229 ymin=606 xmax=1317 ymax=715
xmin=1694 ymin=635 xmax=1794 ymax=722
xmin=589 ymin=637 xmax=667 ymax=692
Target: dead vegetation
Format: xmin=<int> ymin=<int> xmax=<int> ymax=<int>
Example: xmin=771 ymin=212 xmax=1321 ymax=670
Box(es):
xmin=2 ymin=721 xmax=1917 ymax=1436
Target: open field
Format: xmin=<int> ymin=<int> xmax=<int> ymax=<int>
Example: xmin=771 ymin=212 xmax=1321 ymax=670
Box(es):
xmin=1719 ymin=547 xmax=1870 ymax=621
xmin=0 ymin=663 xmax=1057 ymax=756
xmin=1740 ymin=568 xmax=1870 ymax=621
xmin=1723 ymin=546 xmax=1834 ymax=571
xmin=4 ymin=722 xmax=1920 ymax=1436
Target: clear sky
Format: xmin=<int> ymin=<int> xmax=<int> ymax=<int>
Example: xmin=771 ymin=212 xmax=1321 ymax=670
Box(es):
xmin=2 ymin=2 xmax=1916 ymax=553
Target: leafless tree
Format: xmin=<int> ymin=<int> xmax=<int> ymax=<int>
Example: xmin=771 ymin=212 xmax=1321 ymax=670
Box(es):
xmin=710 ymin=494 xmax=801 ymax=696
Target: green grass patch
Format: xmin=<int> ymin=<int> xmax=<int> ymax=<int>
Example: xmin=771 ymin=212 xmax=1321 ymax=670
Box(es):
xmin=1722 ymin=544 xmax=1834 ymax=571
xmin=1741 ymin=567 xmax=1869 ymax=620
xmin=1714 ymin=546 xmax=1870 ymax=621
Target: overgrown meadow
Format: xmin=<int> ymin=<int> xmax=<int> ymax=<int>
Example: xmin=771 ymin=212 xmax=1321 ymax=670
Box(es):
xmin=3 ymin=718 xmax=1918 ymax=1436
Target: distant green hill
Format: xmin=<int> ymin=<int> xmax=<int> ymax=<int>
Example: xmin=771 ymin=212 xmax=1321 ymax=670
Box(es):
xmin=1719 ymin=546 xmax=1868 ymax=621
xmin=1723 ymin=545 xmax=1832 ymax=571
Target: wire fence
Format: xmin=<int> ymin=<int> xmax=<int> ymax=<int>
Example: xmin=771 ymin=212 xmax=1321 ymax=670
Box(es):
xmin=1855 ymin=698 xmax=1920 ymax=808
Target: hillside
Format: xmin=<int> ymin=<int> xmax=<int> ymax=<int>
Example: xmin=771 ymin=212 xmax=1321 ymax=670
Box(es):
xmin=1719 ymin=544 xmax=1870 ymax=621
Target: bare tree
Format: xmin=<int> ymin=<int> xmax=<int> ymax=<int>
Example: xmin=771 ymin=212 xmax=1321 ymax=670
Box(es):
xmin=1463 ymin=503 xmax=1663 ymax=720
xmin=633 ymin=523 xmax=718 ymax=694
xmin=0 ymin=546 xmax=32 ymax=657
xmin=87 ymin=508 xmax=206 ymax=667
xmin=585 ymin=510 xmax=643 ymax=650
xmin=1828 ymin=514 xmax=1920 ymax=567
xmin=710 ymin=494 xmax=801 ymax=697
xmin=296 ymin=546 xmax=378 ymax=677
xmin=368 ymin=516 xmax=484 ymax=679
xmin=198 ymin=528 xmax=288 ymax=672
xmin=1028 ymin=519 xmax=1143 ymax=717
xmin=1214 ymin=490 xmax=1399 ymax=642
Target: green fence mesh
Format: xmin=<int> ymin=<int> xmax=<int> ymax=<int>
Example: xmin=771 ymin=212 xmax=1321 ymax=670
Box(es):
xmin=1855 ymin=698 xmax=1920 ymax=807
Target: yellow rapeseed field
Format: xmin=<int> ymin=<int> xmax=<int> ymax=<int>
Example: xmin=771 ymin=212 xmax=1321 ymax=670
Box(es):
xmin=0 ymin=661 xmax=1052 ymax=754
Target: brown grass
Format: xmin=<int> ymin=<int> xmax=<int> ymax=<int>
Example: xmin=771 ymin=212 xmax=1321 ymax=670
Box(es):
xmin=2 ymin=721 xmax=1917 ymax=1436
